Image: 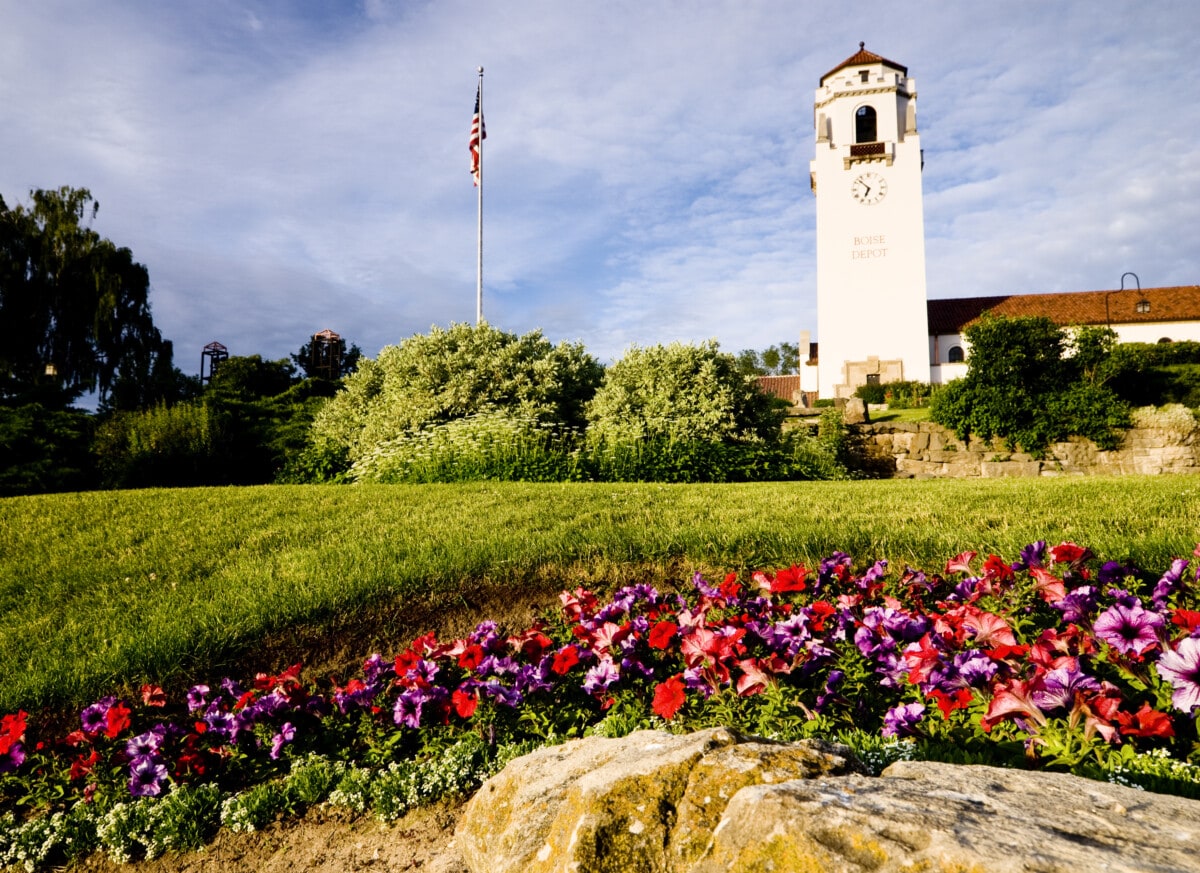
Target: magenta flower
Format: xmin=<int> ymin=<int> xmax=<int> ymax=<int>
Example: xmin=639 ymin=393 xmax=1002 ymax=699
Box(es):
xmin=125 ymin=729 xmax=162 ymax=759
xmin=0 ymin=743 xmax=24 ymax=774
xmin=1156 ymin=636 xmax=1200 ymax=713
xmin=393 ymin=690 xmax=425 ymax=729
xmin=1092 ymin=603 xmax=1164 ymax=656
xmin=582 ymin=659 xmax=620 ymax=695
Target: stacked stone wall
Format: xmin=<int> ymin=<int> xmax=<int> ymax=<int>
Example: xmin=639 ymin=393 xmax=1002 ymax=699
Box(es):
xmin=849 ymin=405 xmax=1199 ymax=479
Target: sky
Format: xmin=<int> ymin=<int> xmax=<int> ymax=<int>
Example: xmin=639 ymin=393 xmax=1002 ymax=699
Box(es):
xmin=2 ymin=1 xmax=1198 ymax=375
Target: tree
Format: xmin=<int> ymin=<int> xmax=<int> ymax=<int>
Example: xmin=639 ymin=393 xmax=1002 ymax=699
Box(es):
xmin=734 ymin=342 xmax=800 ymax=376
xmin=0 ymin=187 xmax=181 ymax=407
xmin=930 ymin=314 xmax=1129 ymax=454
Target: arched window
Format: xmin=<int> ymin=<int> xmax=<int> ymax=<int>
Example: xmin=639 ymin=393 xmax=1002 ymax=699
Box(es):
xmin=947 ymin=346 xmax=965 ymax=363
xmin=855 ymin=106 xmax=877 ymax=143
xmin=1158 ymin=337 xmax=1173 ymax=344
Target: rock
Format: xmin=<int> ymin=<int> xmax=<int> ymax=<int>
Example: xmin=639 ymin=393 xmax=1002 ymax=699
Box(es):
xmin=457 ymin=731 xmax=1200 ymax=873
xmin=699 ymin=759 xmax=1200 ymax=872
xmin=842 ymin=397 xmax=869 ymax=424
xmin=455 ymin=728 xmax=862 ymax=873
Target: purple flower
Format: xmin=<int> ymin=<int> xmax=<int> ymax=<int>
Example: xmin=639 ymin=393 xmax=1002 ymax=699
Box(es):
xmin=269 ymin=722 xmax=296 ymax=760
xmin=80 ymin=696 xmax=115 ymax=733
xmin=1032 ymin=665 xmax=1100 ymax=712
xmin=1151 ymin=559 xmax=1190 ymax=611
xmin=1052 ymin=586 xmax=1098 ymax=624
xmin=0 ymin=743 xmax=24 ymax=774
xmin=129 ymin=756 xmax=169 ymax=798
xmin=1093 ymin=602 xmax=1164 ymax=656
xmin=1156 ymin=636 xmax=1200 ymax=713
xmin=951 ymin=651 xmax=999 ymax=690
xmin=1098 ymin=560 xmax=1136 ymax=587
xmin=860 ymin=559 xmax=889 ymax=589
xmin=125 ymin=729 xmax=162 ymax=759
xmin=362 ymin=653 xmax=393 ymax=683
xmin=220 ymin=677 xmax=245 ymax=700
xmin=393 ymin=689 xmax=426 ymax=729
xmin=204 ymin=710 xmax=238 ymax=743
xmin=186 ymin=685 xmax=210 ymax=713
xmin=1015 ymin=541 xmax=1047 ymax=571
xmin=882 ymin=702 xmax=925 ymax=738
xmin=582 ymin=659 xmax=620 ymax=695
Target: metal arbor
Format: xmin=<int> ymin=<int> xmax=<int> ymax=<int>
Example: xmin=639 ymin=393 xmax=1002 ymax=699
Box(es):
xmin=309 ymin=329 xmax=343 ymax=380
xmin=200 ymin=341 xmax=228 ymax=384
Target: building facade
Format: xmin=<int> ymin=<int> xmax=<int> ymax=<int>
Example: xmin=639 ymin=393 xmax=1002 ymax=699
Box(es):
xmin=810 ymin=44 xmax=931 ymax=399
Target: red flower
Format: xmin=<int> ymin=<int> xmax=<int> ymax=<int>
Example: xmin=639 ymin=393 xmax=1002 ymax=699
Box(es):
xmin=103 ymin=703 xmax=131 ymax=739
xmin=140 ymin=684 xmax=167 ymax=707
xmin=1030 ymin=567 xmax=1067 ymax=603
xmin=512 ymin=630 xmax=553 ymax=661
xmin=1115 ymin=702 xmax=1174 ymax=739
xmin=1050 ymin=542 xmax=1091 ymax=567
xmin=1171 ymin=610 xmax=1200 ymax=633
xmin=457 ymin=644 xmax=485 ymax=671
xmin=452 ymin=688 xmax=478 ymax=719
xmin=648 ymin=621 xmax=677 ymax=650
xmin=718 ymin=573 xmax=742 ymax=600
xmin=928 ymin=688 xmax=973 ymax=720
xmin=808 ymin=601 xmax=835 ymax=632
xmin=550 ymin=645 xmax=580 ymax=675
xmin=69 ymin=750 xmax=99 ymax=781
xmin=0 ymin=711 xmax=26 ymax=754
xmin=652 ymin=676 xmax=687 ymax=720
xmin=982 ymin=554 xmax=1014 ymax=584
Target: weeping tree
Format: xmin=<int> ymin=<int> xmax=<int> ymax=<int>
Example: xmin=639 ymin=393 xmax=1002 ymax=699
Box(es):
xmin=0 ymin=186 xmax=180 ymax=408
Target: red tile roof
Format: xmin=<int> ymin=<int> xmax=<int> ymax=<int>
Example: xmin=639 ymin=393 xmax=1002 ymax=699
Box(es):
xmin=927 ymin=286 xmax=1200 ymax=334
xmin=822 ymin=43 xmax=908 ymax=82
xmin=756 ymin=375 xmax=803 ymax=402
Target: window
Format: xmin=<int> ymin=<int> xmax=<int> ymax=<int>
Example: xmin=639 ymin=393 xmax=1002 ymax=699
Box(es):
xmin=1158 ymin=337 xmax=1173 ymax=344
xmin=865 ymin=373 xmax=881 ymax=385
xmin=860 ymin=70 xmax=869 ymax=83
xmin=947 ymin=346 xmax=965 ymax=363
xmin=1136 ymin=299 xmax=1151 ymax=314
xmin=855 ymin=106 xmax=877 ymax=143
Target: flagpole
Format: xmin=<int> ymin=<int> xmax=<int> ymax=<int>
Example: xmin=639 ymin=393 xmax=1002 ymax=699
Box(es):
xmin=475 ymin=66 xmax=484 ymax=325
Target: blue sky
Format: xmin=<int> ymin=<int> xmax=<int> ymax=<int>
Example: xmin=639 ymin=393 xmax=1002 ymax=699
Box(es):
xmin=2 ymin=1 xmax=1198 ymax=373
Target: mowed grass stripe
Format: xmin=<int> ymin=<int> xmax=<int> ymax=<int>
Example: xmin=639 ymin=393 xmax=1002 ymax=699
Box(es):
xmin=0 ymin=477 xmax=1197 ymax=712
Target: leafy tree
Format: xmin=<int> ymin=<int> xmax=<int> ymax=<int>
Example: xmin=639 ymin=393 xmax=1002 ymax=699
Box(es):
xmin=305 ymin=322 xmax=603 ymax=473
xmin=0 ymin=187 xmax=181 ymax=407
xmin=586 ymin=340 xmax=783 ymax=446
xmin=930 ymin=314 xmax=1129 ymax=454
xmin=734 ymin=342 xmax=800 ymax=376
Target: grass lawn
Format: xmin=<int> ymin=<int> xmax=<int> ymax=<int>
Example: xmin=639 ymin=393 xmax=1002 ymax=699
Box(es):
xmin=1 ymin=477 xmax=1197 ymax=713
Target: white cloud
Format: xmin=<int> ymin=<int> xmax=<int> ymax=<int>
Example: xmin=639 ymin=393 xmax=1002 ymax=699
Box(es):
xmin=2 ymin=0 xmax=1197 ymax=372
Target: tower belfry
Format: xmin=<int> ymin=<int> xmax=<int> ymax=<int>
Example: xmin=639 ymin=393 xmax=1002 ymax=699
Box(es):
xmin=810 ymin=43 xmax=930 ymax=398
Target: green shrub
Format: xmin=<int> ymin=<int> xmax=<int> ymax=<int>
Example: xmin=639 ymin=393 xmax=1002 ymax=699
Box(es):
xmin=307 ymin=323 xmax=601 ymax=471
xmin=93 ymin=402 xmax=219 ymax=488
xmin=930 ymin=315 xmax=1130 ymax=455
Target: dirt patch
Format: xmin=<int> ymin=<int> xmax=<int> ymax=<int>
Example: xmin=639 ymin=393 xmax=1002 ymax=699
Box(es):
xmin=71 ymin=799 xmax=469 ymax=873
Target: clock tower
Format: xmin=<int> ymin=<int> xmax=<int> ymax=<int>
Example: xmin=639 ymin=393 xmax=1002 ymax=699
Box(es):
xmin=811 ymin=44 xmax=930 ymax=398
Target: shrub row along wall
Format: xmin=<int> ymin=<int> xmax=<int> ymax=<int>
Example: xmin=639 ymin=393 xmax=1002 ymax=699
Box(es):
xmin=851 ymin=405 xmax=1199 ymax=478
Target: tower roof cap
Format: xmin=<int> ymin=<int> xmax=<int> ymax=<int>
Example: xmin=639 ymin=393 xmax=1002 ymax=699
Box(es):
xmin=821 ymin=42 xmax=908 ymax=82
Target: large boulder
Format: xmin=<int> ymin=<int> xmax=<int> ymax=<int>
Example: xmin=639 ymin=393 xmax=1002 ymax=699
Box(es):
xmin=456 ymin=729 xmax=1200 ymax=873
xmin=455 ymin=727 xmax=861 ymax=873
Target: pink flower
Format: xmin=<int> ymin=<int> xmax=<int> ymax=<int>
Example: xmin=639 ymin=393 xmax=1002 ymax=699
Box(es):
xmin=1156 ymin=636 xmax=1200 ymax=713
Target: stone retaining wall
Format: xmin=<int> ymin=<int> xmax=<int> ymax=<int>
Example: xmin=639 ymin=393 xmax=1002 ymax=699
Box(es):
xmin=850 ymin=405 xmax=1200 ymax=478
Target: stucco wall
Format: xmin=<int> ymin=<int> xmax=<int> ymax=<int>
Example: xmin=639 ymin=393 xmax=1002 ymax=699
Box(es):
xmin=850 ymin=405 xmax=1199 ymax=478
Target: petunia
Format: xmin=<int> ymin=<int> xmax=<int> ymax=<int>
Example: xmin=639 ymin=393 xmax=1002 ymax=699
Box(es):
xmin=1093 ymin=602 xmax=1164 ymax=656
xmin=550 ymin=645 xmax=580 ymax=675
xmin=651 ymin=676 xmax=687 ymax=720
xmin=1156 ymin=636 xmax=1200 ymax=713
xmin=129 ymin=756 xmax=169 ymax=798
xmin=80 ymin=696 xmax=115 ymax=734
xmin=1151 ymin=558 xmax=1190 ymax=611
xmin=393 ymin=690 xmax=425 ymax=729
xmin=1032 ymin=665 xmax=1100 ymax=713
xmin=1052 ymin=586 xmax=1099 ymax=624
xmin=882 ymin=702 xmax=925 ymax=738
xmin=140 ymin=684 xmax=167 ymax=707
xmin=648 ymin=620 xmax=677 ymax=650
xmin=1115 ymin=702 xmax=1174 ymax=739
xmin=452 ymin=688 xmax=478 ymax=719
xmin=186 ymin=685 xmax=210 ymax=713
xmin=581 ymin=659 xmax=620 ymax=695
xmin=269 ymin=722 xmax=296 ymax=760
xmin=125 ymin=730 xmax=161 ymax=759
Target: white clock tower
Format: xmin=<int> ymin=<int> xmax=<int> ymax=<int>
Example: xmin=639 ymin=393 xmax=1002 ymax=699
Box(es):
xmin=811 ymin=44 xmax=930 ymax=398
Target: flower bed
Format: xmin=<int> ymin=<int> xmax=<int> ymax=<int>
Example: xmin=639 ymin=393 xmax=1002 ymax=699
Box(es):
xmin=1 ymin=540 xmax=1199 ymax=868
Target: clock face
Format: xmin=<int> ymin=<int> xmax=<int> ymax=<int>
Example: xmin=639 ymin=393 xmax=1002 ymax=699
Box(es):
xmin=851 ymin=172 xmax=887 ymax=205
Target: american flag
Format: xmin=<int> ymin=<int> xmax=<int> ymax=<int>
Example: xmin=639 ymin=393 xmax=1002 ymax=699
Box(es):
xmin=470 ymin=84 xmax=486 ymax=186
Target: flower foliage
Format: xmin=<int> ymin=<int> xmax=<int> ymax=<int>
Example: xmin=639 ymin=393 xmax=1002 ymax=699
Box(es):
xmin=2 ymin=540 xmax=1200 ymax=862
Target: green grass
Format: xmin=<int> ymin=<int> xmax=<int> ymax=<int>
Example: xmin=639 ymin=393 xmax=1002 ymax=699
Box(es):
xmin=1 ymin=477 xmax=1198 ymax=713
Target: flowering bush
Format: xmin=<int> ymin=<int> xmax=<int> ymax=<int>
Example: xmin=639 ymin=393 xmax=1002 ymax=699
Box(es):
xmin=1 ymin=540 xmax=1199 ymax=866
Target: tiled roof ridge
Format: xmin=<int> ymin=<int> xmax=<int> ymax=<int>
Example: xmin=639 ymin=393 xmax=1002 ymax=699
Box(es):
xmin=822 ymin=42 xmax=908 ymax=81
xmin=927 ymin=285 xmax=1200 ymax=333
